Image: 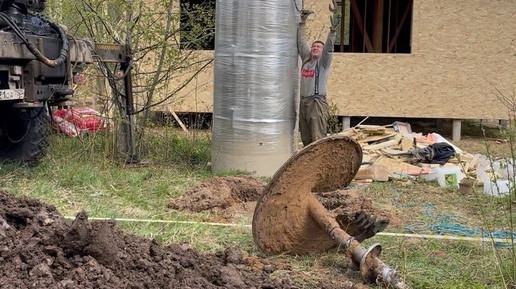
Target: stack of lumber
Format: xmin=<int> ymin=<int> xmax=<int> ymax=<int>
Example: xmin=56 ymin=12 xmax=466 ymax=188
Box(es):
xmin=338 ymin=124 xmax=477 ymax=182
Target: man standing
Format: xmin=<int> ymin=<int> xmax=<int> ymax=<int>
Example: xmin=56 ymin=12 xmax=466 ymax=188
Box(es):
xmin=297 ymin=9 xmax=340 ymax=146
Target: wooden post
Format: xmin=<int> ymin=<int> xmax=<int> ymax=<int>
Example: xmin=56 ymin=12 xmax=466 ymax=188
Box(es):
xmin=372 ymin=0 xmax=384 ymax=52
xmin=340 ymin=0 xmax=346 ymax=52
xmin=452 ymin=119 xmax=461 ymax=142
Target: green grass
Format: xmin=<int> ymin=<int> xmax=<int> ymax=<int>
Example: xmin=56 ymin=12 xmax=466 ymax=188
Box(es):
xmin=351 ymin=180 xmax=516 ymax=288
xmin=2 ymin=128 xmax=516 ymax=288
xmin=114 ymin=221 xmax=254 ymax=252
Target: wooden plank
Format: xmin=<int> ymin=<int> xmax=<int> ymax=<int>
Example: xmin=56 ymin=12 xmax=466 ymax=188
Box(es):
xmin=398 ymin=167 xmax=431 ymax=176
xmin=375 ymin=156 xmax=428 ymax=175
xmin=353 ymin=132 xmax=366 ymax=140
xmin=169 ymin=110 xmax=189 ymax=133
xmin=362 ymin=134 xmax=403 ymax=151
xmin=372 ymin=0 xmax=384 ymax=52
xmin=339 ymin=0 xmax=346 ymax=52
xmin=354 ymin=163 xmax=390 ymax=181
xmin=339 ymin=128 xmax=359 ymax=137
xmin=360 ymin=132 xmax=399 ymax=144
xmin=400 ymin=136 xmax=414 ymax=151
xmin=380 ymin=148 xmax=412 ymax=156
xmin=356 ymin=124 xmax=387 ymax=132
xmin=361 ymin=154 xmax=377 ymax=163
xmin=463 ymin=155 xmax=478 ymax=172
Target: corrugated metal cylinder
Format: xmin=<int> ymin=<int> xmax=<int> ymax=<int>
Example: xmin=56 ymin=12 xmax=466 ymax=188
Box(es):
xmin=211 ymin=0 xmax=299 ymax=176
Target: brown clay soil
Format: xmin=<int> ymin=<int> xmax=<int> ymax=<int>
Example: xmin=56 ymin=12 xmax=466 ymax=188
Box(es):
xmin=168 ymin=175 xmax=395 ymax=225
xmin=0 ymin=190 xmax=373 ymax=289
xmin=167 ymin=175 xmax=266 ymax=213
xmin=314 ymin=189 xmax=397 ymax=225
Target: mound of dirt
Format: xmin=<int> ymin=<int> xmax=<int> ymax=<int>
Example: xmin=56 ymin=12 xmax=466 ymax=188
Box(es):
xmin=168 ymin=176 xmax=266 ymax=212
xmin=315 ymin=189 xmax=395 ymax=223
xmin=0 ymin=190 xmax=366 ymax=289
xmin=169 ymin=176 xmax=395 ymax=228
xmin=315 ymin=189 xmax=396 ymax=242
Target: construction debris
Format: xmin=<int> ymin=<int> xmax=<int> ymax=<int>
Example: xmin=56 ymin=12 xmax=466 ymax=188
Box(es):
xmin=337 ymin=123 xmax=482 ymax=188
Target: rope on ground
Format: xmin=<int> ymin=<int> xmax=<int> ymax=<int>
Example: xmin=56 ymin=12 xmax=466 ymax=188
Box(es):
xmin=390 ymin=198 xmax=515 ymax=246
xmin=413 ymin=203 xmax=515 ymax=247
xmin=63 ymin=216 xmax=515 ymax=244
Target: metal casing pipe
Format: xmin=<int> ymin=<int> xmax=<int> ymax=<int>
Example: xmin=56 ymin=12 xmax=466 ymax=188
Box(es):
xmin=211 ymin=0 xmax=299 ymax=176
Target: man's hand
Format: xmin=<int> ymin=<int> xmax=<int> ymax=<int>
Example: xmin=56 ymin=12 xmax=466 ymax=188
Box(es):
xmin=330 ymin=14 xmax=341 ymax=31
xmin=300 ymin=9 xmax=314 ymax=24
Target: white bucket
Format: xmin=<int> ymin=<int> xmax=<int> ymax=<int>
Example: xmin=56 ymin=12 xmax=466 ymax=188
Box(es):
xmin=434 ymin=167 xmax=463 ymax=188
xmin=483 ymin=180 xmax=512 ymax=197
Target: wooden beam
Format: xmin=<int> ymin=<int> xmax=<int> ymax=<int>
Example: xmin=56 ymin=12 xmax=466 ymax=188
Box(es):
xmin=169 ymin=110 xmax=189 ymax=133
xmin=355 ymin=163 xmax=390 ymax=182
xmin=387 ymin=0 xmax=392 ymax=51
xmin=388 ymin=0 xmax=413 ymax=53
xmin=363 ymin=0 xmax=368 ymax=52
xmin=362 ymin=134 xmax=403 ymax=151
xmin=372 ymin=0 xmax=384 ymax=52
xmin=349 ymin=0 xmax=374 ymax=52
xmin=339 ymin=0 xmax=346 ymax=52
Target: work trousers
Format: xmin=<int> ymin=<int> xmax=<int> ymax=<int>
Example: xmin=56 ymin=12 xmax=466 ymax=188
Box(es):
xmin=299 ymin=96 xmax=329 ymax=146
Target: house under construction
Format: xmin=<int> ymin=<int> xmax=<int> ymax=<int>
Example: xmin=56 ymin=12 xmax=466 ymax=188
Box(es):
xmin=168 ymin=0 xmax=516 ymax=141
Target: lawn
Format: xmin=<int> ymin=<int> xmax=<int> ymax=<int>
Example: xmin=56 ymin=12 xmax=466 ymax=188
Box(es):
xmin=1 ymin=123 xmax=515 ymax=289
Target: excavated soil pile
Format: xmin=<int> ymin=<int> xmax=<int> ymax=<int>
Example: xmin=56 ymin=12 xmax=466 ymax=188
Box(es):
xmin=314 ymin=189 xmax=395 ymax=223
xmin=0 ymin=190 xmax=320 ymax=289
xmin=167 ymin=176 xmax=266 ymax=212
xmin=168 ymin=176 xmax=394 ymax=226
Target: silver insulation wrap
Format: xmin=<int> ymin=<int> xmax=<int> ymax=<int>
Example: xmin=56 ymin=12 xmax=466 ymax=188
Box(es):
xmin=211 ymin=0 xmax=299 ymax=176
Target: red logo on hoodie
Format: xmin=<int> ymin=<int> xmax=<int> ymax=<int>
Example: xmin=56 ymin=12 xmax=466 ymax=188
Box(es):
xmin=302 ymin=68 xmax=315 ymax=78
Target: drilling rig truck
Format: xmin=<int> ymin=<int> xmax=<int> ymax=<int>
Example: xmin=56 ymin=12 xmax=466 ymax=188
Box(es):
xmin=0 ymin=0 xmax=133 ymax=164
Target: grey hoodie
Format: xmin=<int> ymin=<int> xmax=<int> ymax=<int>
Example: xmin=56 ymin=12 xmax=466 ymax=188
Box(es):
xmin=297 ymin=23 xmax=336 ymax=98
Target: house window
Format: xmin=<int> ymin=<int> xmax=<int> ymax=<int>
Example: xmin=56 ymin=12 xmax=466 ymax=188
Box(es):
xmin=179 ymin=0 xmax=215 ymax=50
xmin=334 ymin=0 xmax=413 ymax=53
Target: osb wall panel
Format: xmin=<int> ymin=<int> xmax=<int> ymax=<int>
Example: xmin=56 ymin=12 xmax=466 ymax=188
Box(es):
xmin=169 ymin=0 xmax=516 ymax=119
xmin=167 ymin=50 xmax=215 ymax=113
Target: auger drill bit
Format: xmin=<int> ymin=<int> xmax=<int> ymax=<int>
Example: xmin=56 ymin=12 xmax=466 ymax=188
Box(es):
xmin=252 ymin=135 xmax=408 ymax=289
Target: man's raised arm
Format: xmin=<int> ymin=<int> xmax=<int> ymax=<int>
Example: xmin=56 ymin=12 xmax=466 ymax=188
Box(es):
xmin=298 ymin=10 xmax=313 ymax=61
xmin=321 ymin=14 xmax=340 ymax=68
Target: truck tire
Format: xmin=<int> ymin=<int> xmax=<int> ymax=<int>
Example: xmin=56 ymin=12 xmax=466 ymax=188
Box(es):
xmin=0 ymin=106 xmax=51 ymax=164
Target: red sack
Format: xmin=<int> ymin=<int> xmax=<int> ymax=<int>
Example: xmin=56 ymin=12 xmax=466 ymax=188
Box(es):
xmin=52 ymin=107 xmax=108 ymax=137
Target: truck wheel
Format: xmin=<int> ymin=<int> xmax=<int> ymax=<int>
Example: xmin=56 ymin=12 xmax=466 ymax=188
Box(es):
xmin=0 ymin=106 xmax=51 ymax=164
